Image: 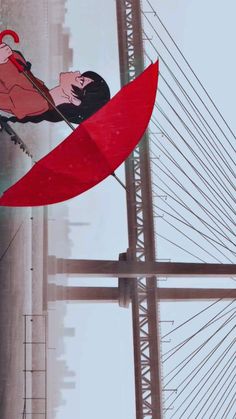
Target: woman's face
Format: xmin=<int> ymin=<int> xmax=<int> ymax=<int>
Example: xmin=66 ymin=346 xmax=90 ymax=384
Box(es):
xmin=59 ymin=71 xmax=94 ymax=105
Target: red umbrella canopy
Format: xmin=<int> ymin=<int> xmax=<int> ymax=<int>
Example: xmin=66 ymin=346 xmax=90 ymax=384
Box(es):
xmin=0 ymin=61 xmax=159 ymax=207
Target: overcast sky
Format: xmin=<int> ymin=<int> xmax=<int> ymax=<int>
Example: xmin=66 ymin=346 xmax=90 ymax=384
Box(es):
xmin=55 ymin=1 xmax=236 ymax=418
xmin=56 ymin=2 xmax=133 ymax=419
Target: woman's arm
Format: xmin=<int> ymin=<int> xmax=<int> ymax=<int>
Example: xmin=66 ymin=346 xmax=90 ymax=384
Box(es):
xmin=8 ymin=85 xmax=49 ymax=119
xmin=0 ymin=87 xmax=49 ymax=119
xmin=0 ymin=45 xmax=49 ymax=119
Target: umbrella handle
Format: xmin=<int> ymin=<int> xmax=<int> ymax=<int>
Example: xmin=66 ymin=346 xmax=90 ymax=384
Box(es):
xmin=0 ymin=29 xmax=25 ymax=72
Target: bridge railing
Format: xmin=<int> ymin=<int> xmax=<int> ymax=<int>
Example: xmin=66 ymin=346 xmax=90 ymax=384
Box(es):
xmin=22 ymin=314 xmax=47 ymax=419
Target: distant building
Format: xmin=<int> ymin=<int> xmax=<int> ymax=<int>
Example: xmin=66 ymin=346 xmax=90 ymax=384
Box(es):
xmin=48 ymin=0 xmax=73 ymax=85
xmin=61 ymin=381 xmax=76 ymax=389
xmin=63 ymin=326 xmax=76 ymax=337
xmin=56 ymin=359 xmax=76 ymax=377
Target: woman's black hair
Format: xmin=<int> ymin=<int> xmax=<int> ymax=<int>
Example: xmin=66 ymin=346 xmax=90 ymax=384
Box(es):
xmin=6 ymin=71 xmax=110 ymax=125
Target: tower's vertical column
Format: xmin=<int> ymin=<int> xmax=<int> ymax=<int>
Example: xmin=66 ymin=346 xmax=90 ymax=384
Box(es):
xmin=116 ymin=1 xmax=163 ymax=418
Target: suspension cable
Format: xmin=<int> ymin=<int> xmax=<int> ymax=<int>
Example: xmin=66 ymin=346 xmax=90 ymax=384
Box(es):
xmin=142 ymin=12 xmax=236 ymax=156
xmin=145 ymin=0 xmax=236 ymax=145
xmin=143 ymin=31 xmax=236 ymax=178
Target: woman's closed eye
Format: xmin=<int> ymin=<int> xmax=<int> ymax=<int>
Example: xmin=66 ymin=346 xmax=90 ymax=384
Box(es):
xmin=75 ymin=76 xmax=84 ymax=87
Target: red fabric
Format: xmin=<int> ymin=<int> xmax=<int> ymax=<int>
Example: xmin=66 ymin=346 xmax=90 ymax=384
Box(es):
xmin=0 ymin=51 xmax=49 ymax=119
xmin=0 ymin=61 xmax=159 ymax=207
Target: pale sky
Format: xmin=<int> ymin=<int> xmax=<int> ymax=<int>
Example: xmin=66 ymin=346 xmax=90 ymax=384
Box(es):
xmin=56 ymin=2 xmax=133 ymax=419
xmin=54 ymin=1 xmax=236 ymax=418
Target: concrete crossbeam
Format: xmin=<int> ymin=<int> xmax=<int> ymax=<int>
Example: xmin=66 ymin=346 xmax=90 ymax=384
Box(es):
xmin=49 ymin=257 xmax=236 ymax=277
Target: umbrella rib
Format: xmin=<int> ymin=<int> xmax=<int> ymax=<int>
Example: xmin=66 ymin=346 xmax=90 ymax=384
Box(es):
xmin=80 ymin=123 xmax=127 ymax=190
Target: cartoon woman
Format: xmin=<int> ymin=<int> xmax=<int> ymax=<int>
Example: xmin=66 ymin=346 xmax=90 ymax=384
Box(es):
xmin=0 ymin=42 xmax=110 ymax=125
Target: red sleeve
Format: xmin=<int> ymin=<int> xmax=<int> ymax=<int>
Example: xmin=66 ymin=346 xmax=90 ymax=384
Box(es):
xmin=0 ymin=91 xmax=13 ymax=114
xmin=8 ymin=85 xmax=49 ymax=119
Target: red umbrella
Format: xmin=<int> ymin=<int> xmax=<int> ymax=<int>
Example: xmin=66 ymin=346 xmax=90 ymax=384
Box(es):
xmin=0 ymin=60 xmax=159 ymax=207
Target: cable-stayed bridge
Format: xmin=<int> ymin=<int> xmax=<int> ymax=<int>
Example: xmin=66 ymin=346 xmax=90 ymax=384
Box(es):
xmin=48 ymin=1 xmax=236 ymax=418
xmin=0 ymin=1 xmax=234 ymax=418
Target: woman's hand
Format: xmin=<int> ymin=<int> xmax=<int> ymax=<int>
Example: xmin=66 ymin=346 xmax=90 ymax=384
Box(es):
xmin=0 ymin=43 xmax=12 ymax=64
